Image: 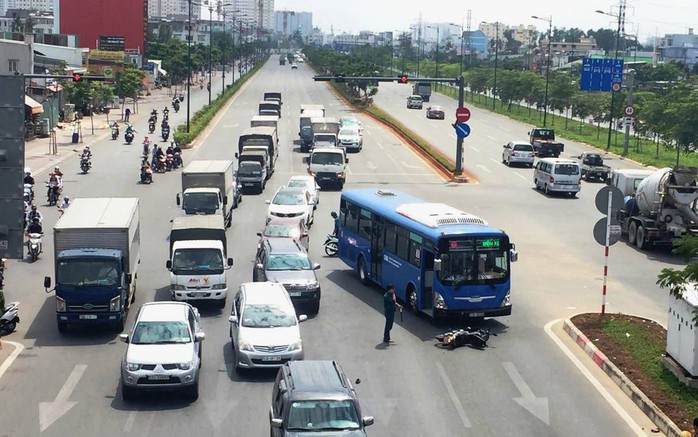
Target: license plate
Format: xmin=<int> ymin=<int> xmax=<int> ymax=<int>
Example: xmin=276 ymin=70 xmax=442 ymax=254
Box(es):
xmin=469 ymin=312 xmax=485 ymax=317
xmin=243 ymin=183 xmax=254 ymax=186
xmin=262 ymin=356 xmax=282 ymax=362
xmin=147 ymin=375 xmax=170 ymax=380
xmin=321 ymin=177 xmax=332 ymax=181
xmin=192 ymin=291 xmax=207 ymax=297
xmin=79 ymin=315 xmax=97 ymax=320
xmin=288 ymin=292 xmax=301 ymax=297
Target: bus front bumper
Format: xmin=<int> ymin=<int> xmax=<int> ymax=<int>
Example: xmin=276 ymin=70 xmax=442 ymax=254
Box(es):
xmin=434 ymin=305 xmax=512 ymax=319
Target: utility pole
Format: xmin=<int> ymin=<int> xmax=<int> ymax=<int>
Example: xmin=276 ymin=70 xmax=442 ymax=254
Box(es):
xmin=622 ymin=69 xmax=635 ymax=156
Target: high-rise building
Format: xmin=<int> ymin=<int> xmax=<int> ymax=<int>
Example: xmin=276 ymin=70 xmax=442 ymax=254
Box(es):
xmin=222 ymin=0 xmax=273 ymax=31
xmin=7 ymin=0 xmax=53 ymax=12
xmin=147 ymin=0 xmax=200 ymax=19
xmin=274 ymin=10 xmax=312 ymax=38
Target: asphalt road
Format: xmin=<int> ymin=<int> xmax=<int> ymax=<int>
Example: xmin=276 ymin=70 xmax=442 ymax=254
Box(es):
xmin=0 ymin=56 xmax=665 ymax=436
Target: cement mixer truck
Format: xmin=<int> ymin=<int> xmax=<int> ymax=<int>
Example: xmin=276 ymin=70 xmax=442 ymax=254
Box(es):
xmin=615 ymin=166 xmax=698 ymax=250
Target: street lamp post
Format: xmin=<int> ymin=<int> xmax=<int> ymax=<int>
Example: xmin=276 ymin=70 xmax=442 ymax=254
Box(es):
xmin=596 ymin=8 xmax=624 ymax=151
xmin=208 ymin=4 xmax=213 ymax=104
xmin=532 ymin=15 xmax=553 ymax=126
xmin=186 ymin=0 xmax=193 ymax=132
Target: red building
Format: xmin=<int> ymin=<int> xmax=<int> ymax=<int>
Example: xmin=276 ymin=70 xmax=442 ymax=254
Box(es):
xmin=59 ymin=0 xmax=147 ymax=54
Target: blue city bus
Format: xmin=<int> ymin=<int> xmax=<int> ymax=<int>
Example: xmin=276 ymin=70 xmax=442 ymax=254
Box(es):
xmin=337 ymin=189 xmax=518 ymax=319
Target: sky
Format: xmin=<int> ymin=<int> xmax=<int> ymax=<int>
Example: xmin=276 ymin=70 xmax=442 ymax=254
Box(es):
xmin=273 ymin=0 xmax=698 ymax=43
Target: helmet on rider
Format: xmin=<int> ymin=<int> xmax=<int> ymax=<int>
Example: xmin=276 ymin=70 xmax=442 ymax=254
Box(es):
xmin=64 ymin=196 xmax=70 ymax=202
xmin=32 ymin=217 xmax=40 ymax=223
xmin=31 ymin=205 xmax=37 ymax=211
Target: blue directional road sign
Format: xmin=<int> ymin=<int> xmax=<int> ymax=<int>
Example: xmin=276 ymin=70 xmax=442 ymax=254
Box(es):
xmin=454 ymin=122 xmax=471 ymax=138
xmin=580 ymin=58 xmax=624 ymax=92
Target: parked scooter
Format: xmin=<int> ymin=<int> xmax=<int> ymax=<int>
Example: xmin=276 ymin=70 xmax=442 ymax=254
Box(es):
xmin=0 ymin=302 xmax=20 ymax=335
xmin=324 ymin=234 xmax=338 ymax=257
xmin=27 ymin=233 xmax=43 ymax=262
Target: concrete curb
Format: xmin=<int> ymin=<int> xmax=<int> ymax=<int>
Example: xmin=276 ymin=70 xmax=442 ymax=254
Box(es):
xmin=562 ymin=318 xmax=683 ymax=437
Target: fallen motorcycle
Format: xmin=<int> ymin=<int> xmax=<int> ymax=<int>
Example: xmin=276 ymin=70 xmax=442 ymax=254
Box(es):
xmin=0 ymin=302 xmax=20 ymax=335
xmin=324 ymin=234 xmax=338 ymax=256
xmin=435 ymin=328 xmax=495 ymax=350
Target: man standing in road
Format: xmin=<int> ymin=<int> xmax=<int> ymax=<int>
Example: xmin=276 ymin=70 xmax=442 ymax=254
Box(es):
xmin=383 ymin=284 xmax=401 ymax=344
xmin=124 ymin=107 xmax=131 ymax=122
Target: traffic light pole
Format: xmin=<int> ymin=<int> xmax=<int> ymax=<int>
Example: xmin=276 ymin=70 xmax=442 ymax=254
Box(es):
xmin=314 ymin=75 xmax=465 ymax=177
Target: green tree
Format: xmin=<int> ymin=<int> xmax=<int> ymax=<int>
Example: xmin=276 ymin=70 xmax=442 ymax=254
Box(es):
xmin=548 ymin=72 xmax=576 ymax=127
xmin=587 ymin=28 xmax=618 ymax=54
xmin=503 ymin=29 xmax=522 ymax=54
xmin=90 ymin=81 xmax=115 ymax=106
xmin=114 ymin=66 xmax=145 ymax=101
xmin=63 ymin=81 xmax=93 ymax=108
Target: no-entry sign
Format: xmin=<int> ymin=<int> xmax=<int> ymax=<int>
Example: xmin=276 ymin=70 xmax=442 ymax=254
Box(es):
xmin=455 ymin=107 xmax=471 ymax=123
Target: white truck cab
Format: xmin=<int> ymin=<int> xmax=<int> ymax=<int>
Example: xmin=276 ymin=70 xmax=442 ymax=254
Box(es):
xmin=307 ymin=147 xmax=348 ymax=189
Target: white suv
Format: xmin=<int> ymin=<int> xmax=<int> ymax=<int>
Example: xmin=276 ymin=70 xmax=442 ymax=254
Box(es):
xmin=119 ymin=302 xmax=205 ymax=402
xmin=502 ymin=141 xmax=535 ymax=167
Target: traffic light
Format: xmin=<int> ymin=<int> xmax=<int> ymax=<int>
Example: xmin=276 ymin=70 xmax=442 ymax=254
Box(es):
xmin=397 ymin=75 xmax=409 ymax=84
xmin=72 ymin=73 xmax=82 ymax=82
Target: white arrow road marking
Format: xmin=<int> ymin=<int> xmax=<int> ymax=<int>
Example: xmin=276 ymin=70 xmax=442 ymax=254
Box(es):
xmin=476 ymin=164 xmax=491 ymax=174
xmin=366 ymin=161 xmax=378 ymax=170
xmin=0 ymin=340 xmax=24 ymax=381
xmin=502 ymin=362 xmax=549 ymax=425
xmin=544 ymin=320 xmax=645 ymax=435
xmin=401 ymin=161 xmax=421 ymax=169
xmin=123 ymin=409 xmax=138 ymax=433
xmin=436 ymin=362 xmax=471 ymax=428
xmin=39 ymin=364 xmax=87 ymax=432
xmin=513 ymin=171 xmax=529 ymax=181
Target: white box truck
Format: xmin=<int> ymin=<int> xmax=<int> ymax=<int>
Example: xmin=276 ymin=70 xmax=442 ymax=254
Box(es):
xmin=177 ymin=160 xmax=237 ymax=228
xmin=44 ymin=198 xmax=140 ymax=333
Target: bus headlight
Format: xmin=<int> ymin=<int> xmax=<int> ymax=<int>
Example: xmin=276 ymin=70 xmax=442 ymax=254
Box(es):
xmin=501 ymin=291 xmax=511 ymax=307
xmin=434 ymin=292 xmax=447 ymax=309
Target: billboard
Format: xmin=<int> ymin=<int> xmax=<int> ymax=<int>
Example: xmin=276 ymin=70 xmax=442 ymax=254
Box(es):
xmin=99 ymin=35 xmax=125 ymax=51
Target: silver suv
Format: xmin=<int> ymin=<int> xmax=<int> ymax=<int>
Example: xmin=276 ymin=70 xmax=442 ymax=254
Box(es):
xmin=119 ymin=302 xmax=205 ymax=401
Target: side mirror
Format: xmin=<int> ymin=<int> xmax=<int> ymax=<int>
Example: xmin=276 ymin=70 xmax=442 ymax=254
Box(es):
xmin=194 ymin=332 xmax=206 ymax=342
xmin=510 ymin=247 xmax=519 ymax=263
xmin=125 ymin=273 xmax=132 ymax=285
xmin=234 ymin=152 xmax=239 ymax=158
xmin=298 ymin=314 xmax=308 ymax=322
xmin=527 ymin=131 xmax=530 ymax=135
xmin=345 ymin=158 xmax=349 ymax=163
xmin=270 ymin=418 xmax=283 ymax=428
xmin=433 ymin=259 xmax=442 ymax=272
xmin=176 ymin=193 xmax=181 ymax=206
xmin=265 ymin=200 xmax=271 ymax=204
xmin=44 ymin=276 xmax=51 ymax=288
xmin=119 ymin=333 xmax=129 ymax=343
xmin=256 ymin=263 xmax=264 ymax=270
xmin=256 ymin=232 xmax=262 ymax=237
xmin=166 ymin=260 xmax=172 ymax=269
xmin=228 ymin=315 xmax=238 ymax=324
xmin=363 ymin=416 xmax=375 ymax=427
xmin=227 ymin=258 xmax=234 ymax=267
xmin=312 ymin=263 xmax=321 ymax=270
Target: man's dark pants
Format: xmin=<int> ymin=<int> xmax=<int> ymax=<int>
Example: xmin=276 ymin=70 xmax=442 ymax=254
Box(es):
xmin=383 ymin=312 xmax=394 ymax=342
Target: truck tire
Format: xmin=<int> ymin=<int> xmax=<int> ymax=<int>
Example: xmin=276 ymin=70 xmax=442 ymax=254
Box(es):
xmin=636 ymin=226 xmax=649 ymax=250
xmin=57 ymin=321 xmax=68 ymax=334
xmin=358 ymin=257 xmax=370 ymax=285
xmin=121 ymin=383 xmax=137 ymax=402
xmin=218 ymin=297 xmax=227 ymax=310
xmin=628 ymin=222 xmax=637 ymax=245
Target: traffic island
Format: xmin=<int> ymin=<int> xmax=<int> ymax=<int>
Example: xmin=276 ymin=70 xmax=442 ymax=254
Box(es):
xmin=564 ymin=313 xmax=696 ymax=436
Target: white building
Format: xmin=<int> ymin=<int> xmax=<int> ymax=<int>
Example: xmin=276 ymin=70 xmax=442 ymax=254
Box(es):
xmin=7 ymin=0 xmax=53 ymax=12
xmin=274 ymin=10 xmax=311 ymax=38
xmin=222 ymin=0 xmax=273 ymax=31
xmin=148 ymin=0 xmax=200 ymax=19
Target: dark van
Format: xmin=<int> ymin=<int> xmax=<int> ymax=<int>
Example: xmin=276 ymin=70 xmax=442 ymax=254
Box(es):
xmin=270 ymin=360 xmax=374 ymax=436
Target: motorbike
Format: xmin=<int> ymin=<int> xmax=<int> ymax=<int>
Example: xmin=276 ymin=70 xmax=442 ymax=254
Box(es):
xmin=27 ymin=232 xmax=43 ymax=262
xmin=162 ymin=127 xmax=170 ymax=142
xmin=23 ymin=183 xmax=34 ymax=204
xmin=324 ymin=234 xmax=338 ymax=256
xmin=125 ymin=131 xmax=134 ymax=145
xmin=140 ymin=167 xmax=153 ymax=184
xmin=173 ymin=100 xmax=180 ymax=112
xmin=0 ymin=302 xmax=20 ymax=335
xmin=148 ymin=121 xmax=156 ymax=134
xmin=435 ymin=328 xmax=495 ymax=350
xmin=173 ymin=152 xmax=182 ymax=169
xmin=142 ymin=140 xmax=150 ymax=156
xmin=111 ymin=126 xmax=119 ymax=140
xmin=165 ymin=153 xmax=174 ymax=171
xmin=46 ymin=181 xmax=59 ymax=206
xmin=80 ymin=155 xmax=91 ymax=174
xmin=156 ymin=155 xmax=167 ymax=173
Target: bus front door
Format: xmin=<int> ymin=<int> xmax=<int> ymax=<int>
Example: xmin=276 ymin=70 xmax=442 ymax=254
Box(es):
xmin=422 ymin=250 xmax=434 ymax=314
xmin=370 ymin=219 xmax=384 ymax=283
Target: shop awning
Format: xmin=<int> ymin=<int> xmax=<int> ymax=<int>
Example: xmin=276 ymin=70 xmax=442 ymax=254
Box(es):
xmin=25 ymin=95 xmax=44 ymax=115
xmin=158 ymin=67 xmax=167 ymax=76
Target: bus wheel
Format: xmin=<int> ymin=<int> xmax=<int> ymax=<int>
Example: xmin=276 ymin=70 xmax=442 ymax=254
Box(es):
xmin=358 ymin=257 xmax=370 ymax=285
xmin=407 ymin=285 xmax=418 ymax=312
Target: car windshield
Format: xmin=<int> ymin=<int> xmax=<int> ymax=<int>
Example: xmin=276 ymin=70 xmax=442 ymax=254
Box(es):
xmin=534 ymin=129 xmax=555 ymax=140
xmin=555 ymin=164 xmax=580 ymax=175
xmin=286 ymin=400 xmax=361 ymax=431
xmin=311 ymin=152 xmax=343 ymax=165
xmin=172 ymin=248 xmax=224 ymax=273
xmin=240 ymin=304 xmax=296 ymax=328
xmin=339 ymin=127 xmax=358 ymax=136
xmin=584 ymin=154 xmax=603 ymax=166
xmin=267 ymin=253 xmax=311 ymax=271
xmin=182 ymin=192 xmax=219 ymax=214
xmin=273 ymin=191 xmax=305 ymax=205
xmin=263 ymin=224 xmax=302 ymax=239
xmin=238 ymin=162 xmax=262 ymax=176
xmin=430 ymin=106 xmax=443 ymax=111
xmin=131 ymin=321 xmax=191 ymax=344
xmin=56 ymin=259 xmax=121 ymax=287
xmin=288 ymin=179 xmax=311 ymax=190
xmin=437 ymin=238 xmax=509 ymax=286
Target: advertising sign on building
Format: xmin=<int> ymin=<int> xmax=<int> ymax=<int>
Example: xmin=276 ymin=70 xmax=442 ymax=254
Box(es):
xmin=99 ymin=35 xmax=125 ymax=51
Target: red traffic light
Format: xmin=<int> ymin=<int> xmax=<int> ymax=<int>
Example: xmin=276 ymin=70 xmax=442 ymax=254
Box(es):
xmin=397 ymin=75 xmax=408 ymax=84
xmin=72 ymin=73 xmax=82 ymax=82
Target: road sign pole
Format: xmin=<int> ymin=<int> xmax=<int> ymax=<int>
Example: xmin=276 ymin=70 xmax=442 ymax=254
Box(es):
xmin=601 ymin=189 xmax=613 ymax=315
xmin=622 ymin=70 xmax=635 ymax=156
xmin=455 ymin=76 xmax=465 ymax=176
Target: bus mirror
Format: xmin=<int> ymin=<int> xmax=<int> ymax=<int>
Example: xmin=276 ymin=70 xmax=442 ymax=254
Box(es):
xmin=510 ymin=249 xmax=519 ymax=262
xmin=433 ymin=259 xmax=442 ymax=271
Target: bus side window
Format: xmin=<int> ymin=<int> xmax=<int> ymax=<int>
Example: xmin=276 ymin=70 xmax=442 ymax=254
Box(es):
xmin=345 ymin=203 xmax=360 ymax=234
xmin=384 ymin=222 xmax=397 ymax=253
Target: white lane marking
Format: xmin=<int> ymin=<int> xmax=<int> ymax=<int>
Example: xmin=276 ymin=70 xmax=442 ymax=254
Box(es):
xmin=436 ymin=362 xmax=472 ymax=428
xmin=513 ymin=171 xmax=528 ymax=180
xmin=449 ymin=133 xmax=457 ymax=139
xmin=123 ymin=410 xmax=138 ymax=433
xmin=476 ymin=164 xmax=491 ymax=173
xmin=366 ymin=161 xmax=378 ymax=170
xmin=502 ymin=362 xmax=550 ymax=425
xmin=470 ymin=145 xmax=481 ymax=152
xmin=349 ymin=172 xmax=434 ymax=176
xmin=0 ymin=340 xmax=24 ymax=380
xmin=375 ymin=141 xmax=384 ymax=150
xmin=489 ymin=158 xmax=501 ymax=165
xmin=39 ymin=364 xmax=88 ymax=432
xmin=401 ymin=161 xmax=421 ymax=169
xmin=430 ymin=123 xmax=440 ymax=129
xmin=544 ymin=320 xmax=645 ymax=436
xmin=486 ymin=135 xmax=498 ymax=141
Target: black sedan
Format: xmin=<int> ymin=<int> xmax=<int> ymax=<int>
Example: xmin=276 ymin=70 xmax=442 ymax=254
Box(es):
xmin=426 ymin=105 xmax=445 ymax=119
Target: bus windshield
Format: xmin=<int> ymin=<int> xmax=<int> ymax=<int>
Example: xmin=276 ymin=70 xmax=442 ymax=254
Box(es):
xmin=438 ymin=237 xmax=509 ymax=285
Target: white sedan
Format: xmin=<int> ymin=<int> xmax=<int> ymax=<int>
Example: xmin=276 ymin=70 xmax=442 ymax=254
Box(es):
xmin=287 ymin=175 xmax=320 ymax=207
xmin=337 ymin=126 xmax=363 ymax=152
xmin=266 ymin=186 xmax=315 ymax=227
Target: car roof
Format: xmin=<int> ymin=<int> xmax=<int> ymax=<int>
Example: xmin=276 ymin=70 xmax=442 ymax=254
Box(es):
xmin=409 ymin=95 xmax=422 ymax=99
xmin=430 ymin=105 xmax=443 ymax=109
xmin=275 ymin=186 xmax=306 ymax=196
xmin=288 ymin=175 xmax=314 ymax=182
xmin=539 ymin=158 xmax=577 ymax=164
xmin=265 ymin=237 xmax=306 ymax=254
xmin=138 ymin=302 xmax=190 ymax=322
xmin=285 ymin=361 xmax=352 ymax=396
xmin=240 ymin=282 xmax=292 ymax=305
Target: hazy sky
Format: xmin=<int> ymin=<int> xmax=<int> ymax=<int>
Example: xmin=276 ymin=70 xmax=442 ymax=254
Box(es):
xmin=273 ymin=0 xmax=698 ymax=42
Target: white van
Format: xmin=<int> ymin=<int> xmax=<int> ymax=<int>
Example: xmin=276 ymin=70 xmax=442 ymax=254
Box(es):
xmin=533 ymin=158 xmax=581 ymax=196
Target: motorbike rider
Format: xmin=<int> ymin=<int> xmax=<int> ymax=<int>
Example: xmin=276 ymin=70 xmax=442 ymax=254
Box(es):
xmin=24 ymin=170 xmax=35 ymax=186
xmin=58 ymin=196 xmax=71 ymax=214
xmin=161 ymin=120 xmax=170 ymax=138
xmin=81 ymin=146 xmax=92 ymax=159
xmin=142 ymin=136 xmax=151 ymax=153
xmin=140 ymin=161 xmax=153 ymax=182
xmin=26 ymin=217 xmax=43 ymax=235
xmin=27 ymin=205 xmax=43 ymax=224
xmin=331 ymin=211 xmax=339 ymax=236
xmin=172 ymin=142 xmax=183 ymax=166
xmin=111 ymin=121 xmax=119 ymax=134
xmin=125 ymin=123 xmax=135 ymax=134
